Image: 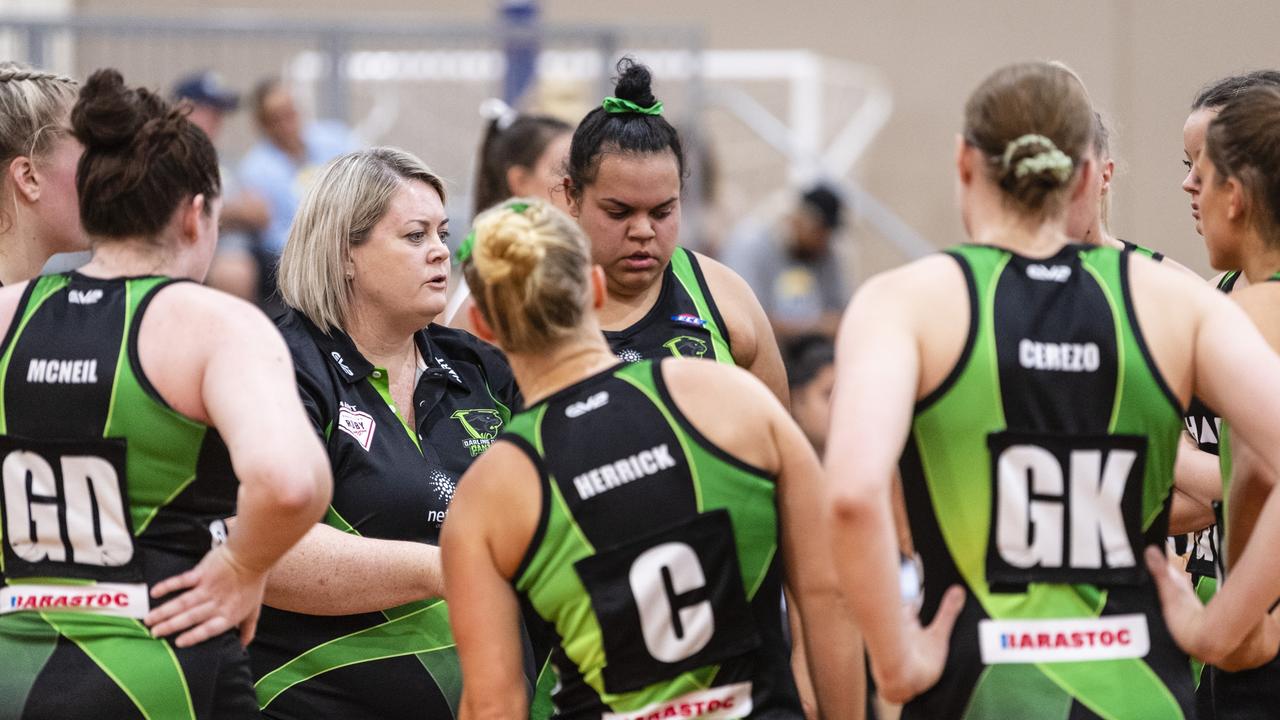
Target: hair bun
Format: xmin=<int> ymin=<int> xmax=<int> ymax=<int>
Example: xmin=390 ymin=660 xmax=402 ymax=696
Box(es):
xmin=612 ymin=57 xmax=658 ymax=108
xmin=71 ymin=68 xmax=157 ymax=152
xmin=473 ymin=212 xmax=547 ymax=288
xmin=998 ymin=133 xmax=1074 ymax=199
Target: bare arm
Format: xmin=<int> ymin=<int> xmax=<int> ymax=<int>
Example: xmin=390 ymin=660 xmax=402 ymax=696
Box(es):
xmin=1169 ymin=434 xmax=1220 ymax=535
xmin=698 ymin=252 xmax=791 ymax=407
xmin=825 ymin=274 xmax=964 ymax=703
xmin=264 ymin=525 xmax=443 ymax=615
xmin=1148 ymin=289 xmax=1280 ymax=664
xmin=772 ymin=395 xmax=865 ymax=719
xmin=143 ymin=288 xmax=332 ymax=646
xmin=444 ymin=444 xmax=540 ymax=720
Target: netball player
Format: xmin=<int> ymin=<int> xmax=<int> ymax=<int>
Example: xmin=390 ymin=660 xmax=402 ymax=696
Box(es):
xmin=0 ymin=62 xmax=85 ymax=284
xmin=441 ymin=197 xmax=863 ymax=719
xmin=826 ymin=61 xmax=1280 ymax=720
xmin=1150 ymin=83 xmax=1280 ymax=720
xmin=0 ymin=68 xmax=331 ymax=719
xmin=563 ymin=58 xmax=788 ymax=402
xmin=446 ymin=104 xmax=571 ymax=329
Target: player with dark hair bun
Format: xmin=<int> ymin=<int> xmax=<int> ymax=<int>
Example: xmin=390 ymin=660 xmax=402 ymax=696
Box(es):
xmin=564 ymin=58 xmax=790 ymax=404
xmin=0 ymin=68 xmax=331 ymax=719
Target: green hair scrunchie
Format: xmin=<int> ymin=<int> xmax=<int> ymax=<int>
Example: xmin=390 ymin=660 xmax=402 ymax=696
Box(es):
xmin=601 ymin=96 xmax=664 ymax=116
xmin=455 ymin=231 xmax=476 ymax=264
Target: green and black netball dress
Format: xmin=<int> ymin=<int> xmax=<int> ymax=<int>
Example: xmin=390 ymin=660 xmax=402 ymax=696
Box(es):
xmin=504 ymin=359 xmax=801 ymax=719
xmin=1179 ymin=272 xmax=1240 ymax=594
xmin=1198 ymin=270 xmax=1280 ymax=720
xmin=605 ymin=248 xmax=733 ymax=365
xmin=251 ymin=310 xmax=531 ymax=720
xmin=0 ymin=273 xmax=256 ymax=720
xmin=900 ymin=244 xmax=1192 ymax=720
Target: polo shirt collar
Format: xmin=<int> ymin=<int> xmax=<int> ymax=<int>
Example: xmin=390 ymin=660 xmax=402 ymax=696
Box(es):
xmin=303 ymin=321 xmax=374 ymax=384
xmin=303 ymin=315 xmax=469 ymax=392
xmin=415 ymin=329 xmax=469 ymax=391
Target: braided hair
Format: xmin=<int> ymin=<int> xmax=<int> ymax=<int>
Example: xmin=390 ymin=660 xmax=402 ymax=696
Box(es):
xmin=0 ymin=61 xmax=77 ymax=167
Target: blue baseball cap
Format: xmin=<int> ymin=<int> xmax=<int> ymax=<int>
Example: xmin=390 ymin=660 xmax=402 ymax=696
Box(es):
xmin=173 ymin=71 xmax=240 ymax=111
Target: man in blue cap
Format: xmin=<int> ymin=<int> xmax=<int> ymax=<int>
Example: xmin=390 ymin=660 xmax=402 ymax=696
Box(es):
xmin=174 ymin=71 xmax=241 ymax=144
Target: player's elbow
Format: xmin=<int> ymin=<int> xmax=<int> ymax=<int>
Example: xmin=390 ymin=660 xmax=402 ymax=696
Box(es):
xmin=252 ymin=452 xmax=332 ymax=523
xmin=829 ymin=479 xmax=885 ymax=528
xmin=460 ymin=687 xmax=527 ymax=720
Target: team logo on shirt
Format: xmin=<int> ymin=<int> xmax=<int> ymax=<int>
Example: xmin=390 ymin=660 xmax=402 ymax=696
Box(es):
xmin=617 ymin=349 xmax=643 ymax=363
xmin=670 ymin=313 xmax=707 ymax=328
xmin=451 ymin=409 xmax=503 ymax=456
xmin=664 ymin=336 xmax=708 ymax=359
xmin=337 ymin=401 xmax=376 ymax=450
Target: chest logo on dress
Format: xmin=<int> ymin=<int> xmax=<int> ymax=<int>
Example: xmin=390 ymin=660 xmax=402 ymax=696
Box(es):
xmin=451 ymin=409 xmax=503 ymax=457
xmin=664 ymin=335 xmax=708 ymax=359
xmin=337 ymin=401 xmax=376 ymax=450
xmin=671 ymin=313 xmax=707 ymax=328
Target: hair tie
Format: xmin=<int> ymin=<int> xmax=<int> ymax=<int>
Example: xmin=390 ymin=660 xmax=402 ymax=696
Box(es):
xmin=1001 ymin=133 xmax=1073 ymax=183
xmin=602 ymin=96 xmax=663 ymax=116
xmin=1015 ymin=151 xmax=1074 ymax=183
xmin=456 ymin=231 xmax=476 ymax=264
xmin=479 ymin=97 xmax=519 ymax=131
xmin=1001 ymin=134 xmax=1054 ymax=171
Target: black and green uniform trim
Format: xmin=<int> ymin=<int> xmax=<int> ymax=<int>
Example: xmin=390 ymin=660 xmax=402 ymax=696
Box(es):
xmin=504 ymin=359 xmax=800 ymax=719
xmin=900 ymin=244 xmax=1192 ymax=720
xmin=1180 ymin=272 xmax=1240 ymax=602
xmin=0 ymin=273 xmax=255 ymax=719
xmin=251 ymin=309 xmax=540 ymax=720
xmin=605 ymin=248 xmax=733 ymax=365
xmin=1120 ymin=240 xmax=1166 ymax=263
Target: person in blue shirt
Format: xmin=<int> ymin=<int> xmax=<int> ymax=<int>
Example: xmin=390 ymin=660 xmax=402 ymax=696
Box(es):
xmin=237 ymin=77 xmax=357 ymax=257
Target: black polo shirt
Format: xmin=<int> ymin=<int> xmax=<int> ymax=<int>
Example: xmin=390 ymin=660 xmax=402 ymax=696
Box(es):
xmin=250 ymin=307 xmax=522 ymax=720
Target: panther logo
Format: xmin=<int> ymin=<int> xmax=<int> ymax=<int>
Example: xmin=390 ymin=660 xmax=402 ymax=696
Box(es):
xmin=663 ymin=335 xmax=709 ymax=359
xmin=451 ymin=409 xmax=504 ymax=457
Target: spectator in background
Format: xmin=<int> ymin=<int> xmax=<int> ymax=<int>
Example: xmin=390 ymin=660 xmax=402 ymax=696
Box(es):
xmin=725 ymin=183 xmax=851 ymax=342
xmin=174 ymin=70 xmax=269 ymax=302
xmin=785 ymin=333 xmax=836 ymax=455
xmin=239 ymin=77 xmax=357 ymax=261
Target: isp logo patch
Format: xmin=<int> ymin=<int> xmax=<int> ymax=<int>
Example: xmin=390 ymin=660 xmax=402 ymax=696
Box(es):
xmin=671 ymin=314 xmax=707 ymax=328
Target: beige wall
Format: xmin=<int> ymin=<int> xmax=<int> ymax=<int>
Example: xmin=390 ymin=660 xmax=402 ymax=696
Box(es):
xmin=74 ymin=0 xmax=1280 ymax=277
